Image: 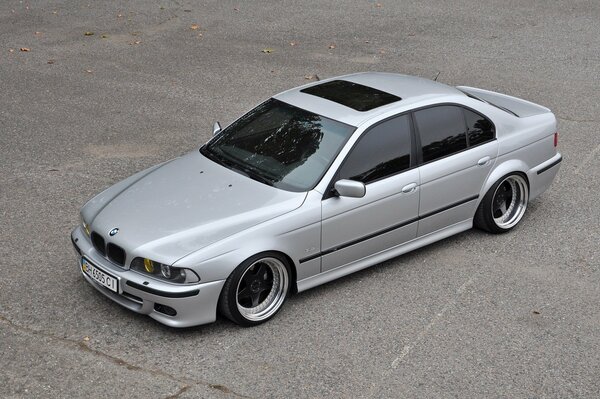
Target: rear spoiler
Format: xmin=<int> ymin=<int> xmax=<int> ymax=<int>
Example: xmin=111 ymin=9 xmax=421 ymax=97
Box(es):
xmin=457 ymin=86 xmax=551 ymax=118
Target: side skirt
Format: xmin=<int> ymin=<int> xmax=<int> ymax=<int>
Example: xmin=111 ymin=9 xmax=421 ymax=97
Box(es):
xmin=296 ymin=219 xmax=472 ymax=293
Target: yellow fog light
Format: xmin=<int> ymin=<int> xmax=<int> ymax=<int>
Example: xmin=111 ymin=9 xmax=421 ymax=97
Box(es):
xmin=81 ymin=218 xmax=91 ymax=236
xmin=143 ymin=258 xmax=155 ymax=273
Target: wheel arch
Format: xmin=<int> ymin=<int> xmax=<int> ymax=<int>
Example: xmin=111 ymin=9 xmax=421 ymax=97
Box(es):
xmin=209 ymin=248 xmax=299 ymax=303
xmin=272 ymin=250 xmax=298 ymax=294
xmin=216 ymin=248 xmax=297 ymax=326
xmin=479 ymin=159 xmax=530 ymax=205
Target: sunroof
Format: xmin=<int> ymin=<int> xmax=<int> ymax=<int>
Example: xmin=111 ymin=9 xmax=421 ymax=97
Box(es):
xmin=300 ymin=80 xmax=401 ymax=111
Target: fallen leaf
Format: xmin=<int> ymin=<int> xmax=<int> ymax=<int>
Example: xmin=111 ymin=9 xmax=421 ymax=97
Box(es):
xmin=117 ymin=13 xmax=123 ymax=18
xmin=233 ymin=7 xmax=239 ymax=11
xmin=20 ymin=47 xmax=30 ymax=52
xmin=328 ymin=43 xmax=336 ymax=49
xmin=9 ymin=48 xmax=15 ymax=52
xmin=304 ymin=74 xmax=320 ymax=81
xmin=261 ymin=48 xmax=274 ymax=53
xmin=34 ymin=31 xmax=43 ymax=36
xmin=160 ymin=6 xmax=165 ymax=10
xmin=47 ymin=59 xmax=55 ymax=64
xmin=407 ymin=33 xmax=415 ymax=37
xmin=365 ymin=40 xmax=370 ymax=43
xmin=83 ymin=336 xmax=90 ymax=342
xmin=85 ymin=69 xmax=93 ymax=73
xmin=52 ymin=10 xmax=57 ymax=14
xmin=84 ymin=31 xmax=94 ymax=36
xmin=375 ymin=3 xmax=382 ymax=7
xmin=190 ymin=23 xmax=200 ymax=30
xmin=130 ymin=31 xmax=140 ymax=36
xmin=379 ymin=49 xmax=386 ymax=54
xmin=289 ymin=41 xmax=298 ymax=46
xmin=532 ymin=310 xmax=541 ymax=315
xmin=129 ymin=40 xmax=141 ymax=45
xmin=101 ymin=34 xmax=108 ymax=38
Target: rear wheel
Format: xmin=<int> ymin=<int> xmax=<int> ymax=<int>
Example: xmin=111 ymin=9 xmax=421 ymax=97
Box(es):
xmin=218 ymin=253 xmax=290 ymax=326
xmin=475 ymin=173 xmax=529 ymax=233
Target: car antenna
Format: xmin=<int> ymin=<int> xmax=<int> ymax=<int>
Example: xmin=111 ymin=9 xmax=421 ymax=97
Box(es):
xmin=433 ymin=71 xmax=440 ymax=81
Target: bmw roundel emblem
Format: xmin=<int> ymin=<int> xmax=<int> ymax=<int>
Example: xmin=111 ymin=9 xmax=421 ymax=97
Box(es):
xmin=109 ymin=228 xmax=119 ymax=236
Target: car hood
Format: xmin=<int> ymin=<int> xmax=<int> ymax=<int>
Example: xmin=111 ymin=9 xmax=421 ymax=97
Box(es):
xmin=87 ymin=151 xmax=307 ymax=265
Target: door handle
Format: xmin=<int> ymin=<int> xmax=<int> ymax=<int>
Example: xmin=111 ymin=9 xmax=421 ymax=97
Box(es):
xmin=477 ymin=156 xmax=491 ymax=166
xmin=401 ymin=183 xmax=418 ymax=193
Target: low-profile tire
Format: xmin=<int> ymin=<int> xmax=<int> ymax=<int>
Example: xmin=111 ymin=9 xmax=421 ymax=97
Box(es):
xmin=475 ymin=173 xmax=529 ymax=234
xmin=218 ymin=252 xmax=291 ymax=327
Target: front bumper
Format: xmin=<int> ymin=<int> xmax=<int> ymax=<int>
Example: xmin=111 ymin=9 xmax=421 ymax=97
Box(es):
xmin=71 ymin=226 xmax=225 ymax=328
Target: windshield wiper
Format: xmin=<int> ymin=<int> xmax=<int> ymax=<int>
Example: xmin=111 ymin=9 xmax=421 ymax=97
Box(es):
xmin=201 ymin=146 xmax=274 ymax=187
xmin=233 ymin=164 xmax=274 ymax=186
xmin=200 ymin=145 xmax=224 ymax=165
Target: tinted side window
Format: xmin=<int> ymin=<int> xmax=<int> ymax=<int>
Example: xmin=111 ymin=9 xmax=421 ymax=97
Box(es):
xmin=339 ymin=115 xmax=412 ymax=184
xmin=414 ymin=106 xmax=467 ymax=163
xmin=464 ymin=109 xmax=495 ymax=146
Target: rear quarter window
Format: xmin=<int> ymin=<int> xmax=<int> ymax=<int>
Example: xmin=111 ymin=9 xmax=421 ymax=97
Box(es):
xmin=414 ymin=105 xmax=467 ymax=163
xmin=464 ymin=109 xmax=495 ymax=146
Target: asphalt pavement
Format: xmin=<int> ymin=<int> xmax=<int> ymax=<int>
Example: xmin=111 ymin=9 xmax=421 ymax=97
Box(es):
xmin=1 ymin=0 xmax=599 ymax=398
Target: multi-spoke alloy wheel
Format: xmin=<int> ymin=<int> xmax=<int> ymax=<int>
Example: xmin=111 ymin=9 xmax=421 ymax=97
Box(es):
xmin=475 ymin=173 xmax=529 ymax=234
xmin=219 ymin=253 xmax=290 ymax=326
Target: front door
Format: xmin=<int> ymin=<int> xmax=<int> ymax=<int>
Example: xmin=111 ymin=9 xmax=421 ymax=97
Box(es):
xmin=321 ymin=114 xmax=420 ymax=272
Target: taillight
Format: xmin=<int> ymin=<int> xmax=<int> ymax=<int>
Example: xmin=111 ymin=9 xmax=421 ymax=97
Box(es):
xmin=554 ymin=132 xmax=559 ymax=147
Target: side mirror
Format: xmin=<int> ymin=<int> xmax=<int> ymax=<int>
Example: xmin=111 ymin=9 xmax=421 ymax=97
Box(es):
xmin=334 ymin=179 xmax=366 ymax=198
xmin=212 ymin=122 xmax=222 ymax=136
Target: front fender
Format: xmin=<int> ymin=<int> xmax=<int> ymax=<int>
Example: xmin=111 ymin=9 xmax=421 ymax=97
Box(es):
xmin=173 ymin=191 xmax=323 ymax=285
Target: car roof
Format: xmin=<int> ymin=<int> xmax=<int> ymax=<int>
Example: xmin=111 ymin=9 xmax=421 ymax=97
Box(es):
xmin=274 ymin=72 xmax=465 ymax=127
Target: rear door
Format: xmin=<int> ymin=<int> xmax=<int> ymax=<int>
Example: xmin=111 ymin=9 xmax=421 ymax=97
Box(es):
xmin=321 ymin=114 xmax=419 ymax=272
xmin=413 ymin=105 xmax=498 ymax=236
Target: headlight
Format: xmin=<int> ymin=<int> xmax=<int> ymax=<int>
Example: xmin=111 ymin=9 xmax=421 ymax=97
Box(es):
xmin=131 ymin=258 xmax=200 ymax=284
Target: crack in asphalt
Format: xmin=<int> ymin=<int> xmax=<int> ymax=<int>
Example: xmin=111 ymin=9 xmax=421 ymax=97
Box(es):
xmin=0 ymin=314 xmax=252 ymax=399
xmin=164 ymin=385 xmax=192 ymax=399
xmin=366 ymin=276 xmax=476 ymax=398
xmin=557 ymin=116 xmax=597 ymax=123
xmin=574 ymin=142 xmax=600 ymax=176
xmin=390 ymin=276 xmax=475 ymax=369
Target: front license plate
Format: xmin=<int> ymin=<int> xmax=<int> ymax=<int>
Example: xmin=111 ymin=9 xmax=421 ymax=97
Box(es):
xmin=81 ymin=258 xmax=118 ymax=293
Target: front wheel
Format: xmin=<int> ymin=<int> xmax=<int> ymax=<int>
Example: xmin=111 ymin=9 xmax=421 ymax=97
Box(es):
xmin=475 ymin=173 xmax=529 ymax=234
xmin=218 ymin=253 xmax=291 ymax=326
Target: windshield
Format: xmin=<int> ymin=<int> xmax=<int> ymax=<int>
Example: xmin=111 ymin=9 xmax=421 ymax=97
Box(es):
xmin=201 ymin=98 xmax=355 ymax=192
